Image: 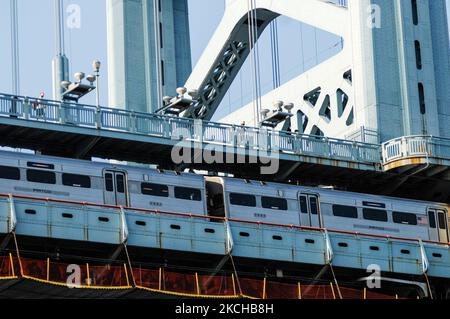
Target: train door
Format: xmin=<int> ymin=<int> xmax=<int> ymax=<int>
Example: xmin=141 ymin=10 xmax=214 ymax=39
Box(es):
xmin=428 ymin=208 xmax=449 ymax=243
xmin=103 ymin=170 xmax=128 ymax=206
xmin=299 ymin=193 xmax=322 ymax=228
xmin=205 ymin=179 xmax=226 ymax=218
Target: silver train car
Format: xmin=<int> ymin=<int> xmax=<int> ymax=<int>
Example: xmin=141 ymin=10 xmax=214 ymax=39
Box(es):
xmin=206 ymin=177 xmax=449 ymax=243
xmin=0 ymin=150 xmax=448 ymax=243
xmin=0 ymin=150 xmax=207 ymax=216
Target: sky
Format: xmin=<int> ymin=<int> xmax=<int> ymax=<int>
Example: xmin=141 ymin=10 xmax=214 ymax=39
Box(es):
xmin=0 ymin=0 xmax=449 ymax=119
xmin=0 ymin=0 xmax=227 ymax=107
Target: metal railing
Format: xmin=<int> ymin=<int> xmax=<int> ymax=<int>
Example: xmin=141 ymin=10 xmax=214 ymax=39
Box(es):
xmin=324 ymin=0 xmax=348 ymax=8
xmin=0 ymin=93 xmax=382 ymax=165
xmin=345 ymin=126 xmax=380 ymax=144
xmin=382 ymin=135 xmax=450 ymax=163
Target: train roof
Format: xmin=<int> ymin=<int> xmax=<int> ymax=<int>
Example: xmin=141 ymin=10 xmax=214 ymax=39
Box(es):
xmin=0 ymin=149 xmax=204 ymax=185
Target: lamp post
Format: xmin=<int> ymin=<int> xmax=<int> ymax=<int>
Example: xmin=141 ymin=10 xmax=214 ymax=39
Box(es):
xmin=93 ymin=60 xmax=101 ymax=110
xmin=92 ymin=60 xmax=101 ymax=129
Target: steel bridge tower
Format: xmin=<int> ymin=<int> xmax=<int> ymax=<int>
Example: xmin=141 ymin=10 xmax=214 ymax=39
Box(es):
xmin=106 ymin=0 xmax=192 ymax=113
xmin=185 ymin=0 xmax=450 ymax=143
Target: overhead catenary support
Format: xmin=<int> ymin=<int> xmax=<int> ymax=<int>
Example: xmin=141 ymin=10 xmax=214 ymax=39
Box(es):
xmin=10 ymin=0 xmax=20 ymax=96
xmin=247 ymin=0 xmax=260 ymax=124
xmin=270 ymin=19 xmax=281 ymax=89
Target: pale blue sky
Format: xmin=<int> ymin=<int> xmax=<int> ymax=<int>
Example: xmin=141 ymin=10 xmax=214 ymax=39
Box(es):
xmin=0 ymin=0 xmax=227 ymax=106
xmin=0 ymin=1 xmax=449 ymax=119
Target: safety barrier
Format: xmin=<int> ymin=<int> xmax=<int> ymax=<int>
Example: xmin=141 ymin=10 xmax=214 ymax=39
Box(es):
xmin=21 ymin=258 xmax=130 ymax=288
xmin=0 ymin=93 xmax=381 ymax=165
xmin=0 ymin=254 xmax=19 ymax=279
xmin=0 ymin=254 xmax=402 ymax=299
xmin=382 ymin=135 xmax=450 ymax=164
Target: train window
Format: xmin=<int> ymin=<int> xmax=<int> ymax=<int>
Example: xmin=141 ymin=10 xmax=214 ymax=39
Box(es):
xmin=309 ymin=197 xmax=318 ymax=215
xmin=393 ymin=212 xmax=418 ymax=226
xmin=428 ymin=211 xmax=436 ymax=229
xmin=0 ymin=165 xmax=20 ymax=180
xmin=62 ymin=173 xmax=91 ymax=188
xmin=261 ymin=197 xmax=288 ymax=211
xmin=116 ymin=174 xmax=125 ymax=193
xmin=363 ymin=208 xmax=388 ymax=222
xmin=141 ymin=183 xmax=169 ymax=197
xmin=105 ymin=173 xmax=113 ymax=192
xmin=230 ymin=193 xmax=256 ymax=207
xmin=332 ymin=205 xmax=358 ymax=219
xmin=438 ymin=212 xmax=447 ymax=230
xmin=175 ymin=187 xmax=201 ymax=201
xmin=299 ymin=196 xmax=308 ymax=214
xmin=27 ymin=169 xmax=56 ymax=185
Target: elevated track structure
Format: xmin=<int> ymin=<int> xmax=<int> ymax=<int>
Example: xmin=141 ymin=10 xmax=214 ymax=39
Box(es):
xmin=0 ymin=193 xmax=449 ymax=298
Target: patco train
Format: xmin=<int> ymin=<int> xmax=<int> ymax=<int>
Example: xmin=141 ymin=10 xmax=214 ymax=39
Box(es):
xmin=0 ymin=150 xmax=448 ymax=243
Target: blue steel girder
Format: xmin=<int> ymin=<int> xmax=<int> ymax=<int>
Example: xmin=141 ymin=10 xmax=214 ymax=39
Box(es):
xmin=183 ymin=0 xmax=350 ymax=121
xmin=183 ymin=9 xmax=279 ymax=120
xmin=1 ymin=194 xmax=450 ymax=280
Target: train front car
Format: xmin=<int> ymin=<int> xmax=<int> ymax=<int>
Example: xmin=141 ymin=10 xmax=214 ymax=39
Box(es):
xmin=0 ymin=150 xmax=208 ymax=216
xmin=0 ymin=150 xmax=105 ymax=204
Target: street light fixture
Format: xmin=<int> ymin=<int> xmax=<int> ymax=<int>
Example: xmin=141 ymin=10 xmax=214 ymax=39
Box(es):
xmin=259 ymin=101 xmax=294 ymax=129
xmin=60 ymin=71 xmax=95 ymax=103
xmin=93 ymin=60 xmax=101 ymax=72
xmin=59 ymin=60 xmax=101 ymax=128
xmin=74 ymin=72 xmax=85 ymax=84
xmin=86 ymin=75 xmax=96 ymax=86
xmin=60 ymin=81 xmax=71 ymax=91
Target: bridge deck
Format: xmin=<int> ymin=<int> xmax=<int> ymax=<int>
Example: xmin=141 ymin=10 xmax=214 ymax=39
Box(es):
xmin=0 ymin=93 xmax=449 ymax=202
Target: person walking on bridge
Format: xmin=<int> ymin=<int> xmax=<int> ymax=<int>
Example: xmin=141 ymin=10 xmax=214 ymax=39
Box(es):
xmin=32 ymin=92 xmax=46 ymax=119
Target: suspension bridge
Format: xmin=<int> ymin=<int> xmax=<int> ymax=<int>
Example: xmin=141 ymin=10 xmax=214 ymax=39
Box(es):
xmin=1 ymin=0 xmax=450 ymax=299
